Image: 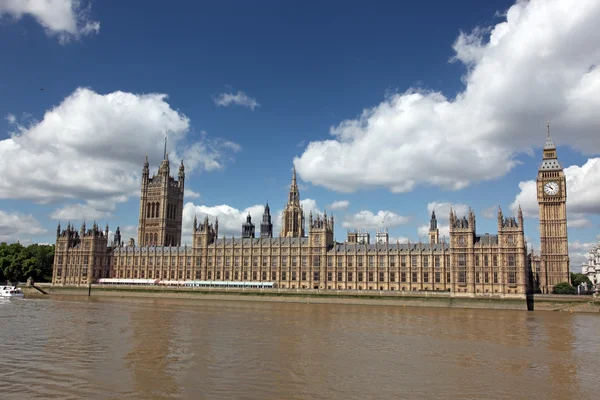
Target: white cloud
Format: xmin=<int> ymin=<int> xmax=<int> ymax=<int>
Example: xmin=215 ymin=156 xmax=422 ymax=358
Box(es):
xmin=481 ymin=206 xmax=498 ymax=219
xmin=567 ymin=216 xmax=593 ymax=229
xmin=50 ymin=202 xmax=112 ymax=221
xmin=183 ymin=202 xmax=266 ymax=241
xmin=182 ymin=198 xmax=322 ymax=242
xmin=418 ymin=224 xmax=450 ymax=241
xmin=214 ymin=91 xmax=260 ymax=110
xmin=569 ymin=240 xmax=597 ymax=268
xmin=185 ymin=188 xmax=200 ymax=199
xmin=416 ymin=202 xmax=472 ymax=242
xmin=0 ymin=0 xmax=100 ymax=44
xmin=328 ymin=200 xmax=349 ymax=210
xmin=274 ymin=198 xmax=321 ymax=234
xmin=389 ymin=236 xmax=409 ymax=244
xmin=0 ymin=211 xmax=47 ymax=242
xmin=294 ymin=0 xmax=600 ymax=193
xmin=342 ymin=210 xmax=409 ymax=230
xmin=426 ymin=202 xmax=470 ymax=221
xmin=5 ymin=114 xmax=15 ymax=124
xmin=119 ymin=225 xmax=138 ymax=245
xmin=0 ymin=88 xmax=239 ymax=214
xmin=511 ymin=157 xmax=600 ymax=218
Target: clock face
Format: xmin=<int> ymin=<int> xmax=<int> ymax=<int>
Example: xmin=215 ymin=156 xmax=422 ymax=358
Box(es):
xmin=544 ymin=181 xmax=559 ymax=196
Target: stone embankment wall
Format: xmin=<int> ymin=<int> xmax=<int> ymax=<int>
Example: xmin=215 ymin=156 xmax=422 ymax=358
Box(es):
xmin=23 ymin=284 xmax=600 ymax=313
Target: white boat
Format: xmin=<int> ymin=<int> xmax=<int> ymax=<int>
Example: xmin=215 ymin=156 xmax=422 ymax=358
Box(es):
xmin=0 ymin=286 xmax=24 ymax=299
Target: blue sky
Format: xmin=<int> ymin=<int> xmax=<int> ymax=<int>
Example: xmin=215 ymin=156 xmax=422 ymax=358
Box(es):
xmin=0 ymin=0 xmax=599 ymax=271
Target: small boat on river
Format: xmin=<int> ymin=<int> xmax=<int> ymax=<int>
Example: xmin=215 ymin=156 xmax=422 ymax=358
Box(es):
xmin=0 ymin=286 xmax=24 ymax=299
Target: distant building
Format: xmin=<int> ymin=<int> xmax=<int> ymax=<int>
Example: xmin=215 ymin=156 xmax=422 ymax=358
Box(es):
xmin=582 ymin=241 xmax=600 ymax=291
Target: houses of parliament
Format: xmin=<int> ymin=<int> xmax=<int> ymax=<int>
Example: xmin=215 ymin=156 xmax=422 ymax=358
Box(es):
xmin=52 ymin=131 xmax=570 ymax=295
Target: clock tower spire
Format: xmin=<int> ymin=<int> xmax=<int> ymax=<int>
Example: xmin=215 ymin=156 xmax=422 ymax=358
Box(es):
xmin=536 ymin=123 xmax=569 ymax=293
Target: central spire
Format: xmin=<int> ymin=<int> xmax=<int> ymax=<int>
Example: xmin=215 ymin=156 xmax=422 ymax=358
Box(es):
xmin=288 ymin=166 xmax=300 ymax=205
xmin=163 ymin=135 xmax=168 ymax=160
xmin=281 ymin=164 xmax=305 ymax=237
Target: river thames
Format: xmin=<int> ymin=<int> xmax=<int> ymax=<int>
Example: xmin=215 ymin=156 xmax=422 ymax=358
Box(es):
xmin=0 ymin=296 xmax=598 ymax=399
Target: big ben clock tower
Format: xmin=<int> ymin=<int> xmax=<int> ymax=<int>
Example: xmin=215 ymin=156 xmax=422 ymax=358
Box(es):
xmin=536 ymin=124 xmax=570 ymax=293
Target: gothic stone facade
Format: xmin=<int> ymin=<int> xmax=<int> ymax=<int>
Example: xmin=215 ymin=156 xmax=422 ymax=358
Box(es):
xmin=53 ymin=148 xmax=539 ymax=296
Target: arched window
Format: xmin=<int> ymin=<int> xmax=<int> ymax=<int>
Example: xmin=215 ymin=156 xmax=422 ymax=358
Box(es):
xmin=150 ymin=203 xmax=154 ymax=218
xmin=154 ymin=233 xmax=158 ymax=245
xmin=145 ymin=233 xmax=149 ymax=246
xmin=146 ymin=203 xmax=151 ymax=218
xmin=156 ymin=202 xmax=160 ymax=218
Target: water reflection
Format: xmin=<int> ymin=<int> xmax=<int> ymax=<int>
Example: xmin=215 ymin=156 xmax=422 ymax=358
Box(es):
xmin=125 ymin=299 xmax=181 ymax=399
xmin=0 ymin=297 xmax=598 ymax=400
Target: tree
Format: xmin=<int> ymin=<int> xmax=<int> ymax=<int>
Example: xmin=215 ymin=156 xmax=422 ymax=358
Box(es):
xmin=0 ymin=242 xmax=54 ymax=283
xmin=553 ymin=281 xmax=577 ymax=295
xmin=571 ymin=272 xmax=592 ymax=288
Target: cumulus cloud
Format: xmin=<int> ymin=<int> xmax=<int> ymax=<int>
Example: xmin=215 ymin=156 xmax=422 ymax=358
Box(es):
xmin=427 ymin=202 xmax=470 ymax=220
xmin=50 ymin=202 xmax=113 ymax=221
xmin=182 ymin=198 xmax=321 ymax=242
xmin=214 ymin=91 xmax=260 ymax=110
xmin=569 ymin=240 xmax=597 ymax=269
xmin=185 ymin=188 xmax=200 ymax=199
xmin=567 ymin=216 xmax=593 ymax=229
xmin=182 ymin=202 xmax=265 ymax=240
xmin=0 ymin=211 xmax=47 ymax=242
xmin=417 ymin=202 xmax=472 ymax=241
xmin=106 ymin=225 xmax=138 ymax=245
xmin=481 ymin=206 xmax=498 ymax=219
xmin=0 ymin=88 xmax=239 ymax=218
xmin=389 ymin=236 xmax=409 ymax=244
xmin=511 ymin=157 xmax=600 ymax=218
xmin=417 ymin=224 xmax=450 ymax=242
xmin=328 ymin=200 xmax=349 ymax=210
xmin=342 ymin=210 xmax=409 ymax=230
xmin=0 ymin=0 xmax=100 ymax=44
xmin=295 ymin=0 xmax=600 ymax=193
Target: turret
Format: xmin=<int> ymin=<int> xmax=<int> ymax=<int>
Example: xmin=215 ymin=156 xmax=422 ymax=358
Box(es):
xmin=114 ymin=226 xmax=122 ymax=246
xmin=260 ymin=203 xmax=273 ymax=238
xmin=178 ymin=159 xmax=185 ymax=189
xmin=242 ymin=213 xmax=255 ymax=238
xmin=142 ymin=154 xmax=149 ymax=185
xmin=430 ymin=211 xmax=437 ymax=231
xmin=56 ymin=222 xmax=61 ymax=238
xmin=429 ymin=210 xmax=439 ymax=244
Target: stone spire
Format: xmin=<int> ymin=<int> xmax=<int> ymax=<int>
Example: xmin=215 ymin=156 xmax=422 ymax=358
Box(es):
xmin=261 ymin=202 xmax=273 ymax=238
xmin=540 ymin=123 xmax=562 ymax=171
xmin=280 ymin=165 xmax=305 ymax=237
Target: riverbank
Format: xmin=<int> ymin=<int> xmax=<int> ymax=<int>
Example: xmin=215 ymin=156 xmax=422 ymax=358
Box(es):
xmin=22 ymin=284 xmax=600 ymax=313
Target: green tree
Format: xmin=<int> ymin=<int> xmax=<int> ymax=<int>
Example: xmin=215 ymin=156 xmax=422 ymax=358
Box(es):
xmin=0 ymin=242 xmax=54 ymax=283
xmin=571 ymin=272 xmax=592 ymax=288
xmin=552 ymin=281 xmax=577 ymax=295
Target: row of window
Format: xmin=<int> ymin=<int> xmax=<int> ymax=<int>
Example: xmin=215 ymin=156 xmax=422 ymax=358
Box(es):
xmin=56 ymin=255 xmax=521 ymax=272
xmin=457 ymin=253 xmax=516 ymax=267
xmin=57 ymin=267 xmax=520 ymax=285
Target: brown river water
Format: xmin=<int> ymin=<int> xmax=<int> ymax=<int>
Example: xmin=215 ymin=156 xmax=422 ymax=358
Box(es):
xmin=0 ymin=296 xmax=598 ymax=400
